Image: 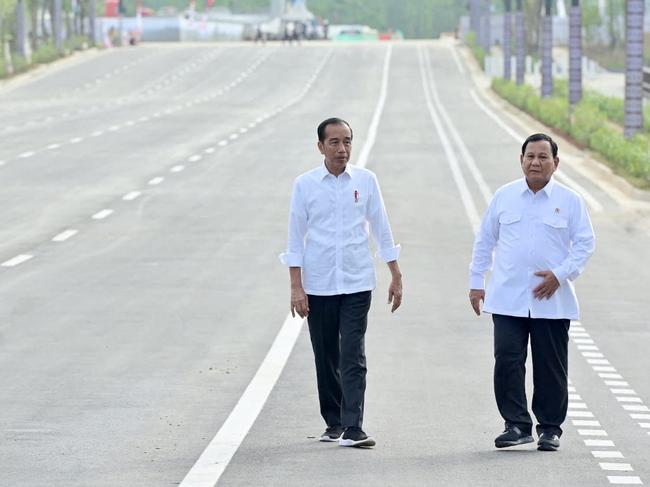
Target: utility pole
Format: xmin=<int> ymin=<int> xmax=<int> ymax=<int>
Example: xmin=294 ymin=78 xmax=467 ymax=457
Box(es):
xmin=541 ymin=0 xmax=553 ymax=98
xmin=88 ymin=0 xmax=96 ymax=45
xmin=624 ymin=0 xmax=645 ymax=137
xmin=503 ymin=0 xmax=512 ymax=80
xmin=16 ymin=0 xmax=27 ymax=58
xmin=568 ymin=0 xmax=582 ymax=105
xmin=54 ymin=0 xmax=63 ymax=51
xmin=515 ymin=0 xmax=524 ymax=85
xmin=470 ymin=0 xmax=481 ymax=40
xmin=482 ymin=0 xmax=491 ymax=53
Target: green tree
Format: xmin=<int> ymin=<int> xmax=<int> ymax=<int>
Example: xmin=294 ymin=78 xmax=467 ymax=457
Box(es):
xmin=0 ymin=0 xmax=18 ymax=73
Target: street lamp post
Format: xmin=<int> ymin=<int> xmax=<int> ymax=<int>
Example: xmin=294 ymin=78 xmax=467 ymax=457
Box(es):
xmin=541 ymin=0 xmax=553 ymax=98
xmin=503 ymin=0 xmax=511 ymax=81
xmin=568 ymin=0 xmax=582 ymax=105
xmin=624 ymin=0 xmax=645 ymax=138
xmin=482 ymin=0 xmax=491 ymax=53
xmin=515 ymin=0 xmax=525 ymax=85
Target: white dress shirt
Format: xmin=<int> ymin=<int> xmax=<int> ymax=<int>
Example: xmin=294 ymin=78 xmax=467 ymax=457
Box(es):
xmin=280 ymin=163 xmax=400 ymax=296
xmin=469 ymin=177 xmax=595 ymax=320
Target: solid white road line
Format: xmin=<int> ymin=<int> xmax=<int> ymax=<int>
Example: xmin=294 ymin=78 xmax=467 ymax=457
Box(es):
xmin=447 ymin=44 xmax=465 ymax=74
xmin=52 ymin=229 xmax=79 ymax=242
xmin=355 ymin=44 xmax=392 ymax=169
xmin=178 ymin=314 xmax=304 ymax=487
xmin=1 ymin=254 xmax=33 ymax=267
xmin=418 ymin=45 xmax=480 ymax=233
xmin=421 ymin=49 xmax=492 ymax=205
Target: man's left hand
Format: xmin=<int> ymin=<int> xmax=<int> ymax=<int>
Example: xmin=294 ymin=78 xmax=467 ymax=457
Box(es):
xmin=533 ymin=270 xmax=560 ymax=300
xmin=388 ymin=277 xmax=402 ymax=313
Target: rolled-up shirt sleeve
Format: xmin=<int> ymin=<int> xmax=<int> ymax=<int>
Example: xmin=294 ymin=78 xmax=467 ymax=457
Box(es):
xmin=279 ymin=179 xmax=308 ymax=267
xmin=469 ymin=197 xmax=499 ymax=290
xmin=551 ymin=197 xmax=595 ymax=283
xmin=367 ymin=173 xmax=400 ymax=262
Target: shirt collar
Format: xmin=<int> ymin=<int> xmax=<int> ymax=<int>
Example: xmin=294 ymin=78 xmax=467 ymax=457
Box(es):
xmin=520 ymin=176 xmax=556 ymax=196
xmin=319 ymin=162 xmax=354 ymax=180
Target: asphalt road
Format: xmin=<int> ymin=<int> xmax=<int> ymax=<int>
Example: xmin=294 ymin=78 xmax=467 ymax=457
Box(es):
xmin=1 ymin=40 xmax=649 ymax=487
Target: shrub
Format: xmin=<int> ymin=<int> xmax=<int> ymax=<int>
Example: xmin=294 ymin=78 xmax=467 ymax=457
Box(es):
xmin=491 ymin=78 xmax=650 ymax=184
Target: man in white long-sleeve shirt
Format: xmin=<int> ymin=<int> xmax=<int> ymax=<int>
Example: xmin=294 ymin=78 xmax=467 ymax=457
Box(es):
xmin=280 ymin=118 xmax=403 ymax=448
xmin=469 ymin=133 xmax=595 ymax=452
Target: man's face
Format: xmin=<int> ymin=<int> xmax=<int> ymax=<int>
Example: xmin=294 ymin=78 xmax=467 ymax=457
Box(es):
xmin=520 ymin=140 xmax=559 ymax=192
xmin=318 ymin=123 xmax=352 ymax=175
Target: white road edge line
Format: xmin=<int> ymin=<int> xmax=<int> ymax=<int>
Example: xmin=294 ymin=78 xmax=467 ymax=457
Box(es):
xmin=178 ymin=45 xmax=389 ymax=487
xmin=417 ymin=45 xmax=480 ymax=233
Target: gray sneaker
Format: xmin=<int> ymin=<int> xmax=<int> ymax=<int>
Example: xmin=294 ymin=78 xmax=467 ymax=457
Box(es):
xmin=494 ymin=425 xmax=534 ymax=448
xmin=537 ymin=432 xmax=560 ymax=451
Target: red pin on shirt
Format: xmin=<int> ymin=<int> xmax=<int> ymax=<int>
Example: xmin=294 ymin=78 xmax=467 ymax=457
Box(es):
xmin=354 ymin=190 xmax=359 ymax=203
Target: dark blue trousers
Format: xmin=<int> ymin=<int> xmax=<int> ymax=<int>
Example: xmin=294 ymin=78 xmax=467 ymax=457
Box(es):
xmin=493 ymin=314 xmax=570 ymax=437
xmin=306 ymin=291 xmax=372 ymax=429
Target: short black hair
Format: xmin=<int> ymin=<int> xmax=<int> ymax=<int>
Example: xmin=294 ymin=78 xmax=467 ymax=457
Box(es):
xmin=521 ymin=133 xmax=558 ymax=158
xmin=317 ymin=118 xmax=353 ymax=142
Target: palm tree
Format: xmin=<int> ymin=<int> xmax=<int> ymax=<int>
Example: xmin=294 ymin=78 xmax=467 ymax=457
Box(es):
xmin=503 ymin=0 xmax=512 ymax=80
xmin=515 ymin=0 xmax=525 ymax=85
xmin=624 ymin=0 xmax=645 ymax=138
xmin=568 ymin=0 xmax=582 ymax=105
xmin=541 ymin=0 xmax=553 ymax=97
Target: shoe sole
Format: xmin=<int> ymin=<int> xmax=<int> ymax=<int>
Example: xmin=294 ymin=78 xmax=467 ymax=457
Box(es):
xmin=319 ymin=436 xmax=342 ymax=442
xmin=537 ymin=442 xmax=559 ymax=451
xmin=495 ymin=436 xmax=534 ymax=448
xmin=339 ymin=437 xmax=376 ymax=448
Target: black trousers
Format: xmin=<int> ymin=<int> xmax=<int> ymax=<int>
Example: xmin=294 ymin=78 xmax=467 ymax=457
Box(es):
xmin=306 ymin=291 xmax=372 ymax=429
xmin=492 ymin=314 xmax=570 ymax=437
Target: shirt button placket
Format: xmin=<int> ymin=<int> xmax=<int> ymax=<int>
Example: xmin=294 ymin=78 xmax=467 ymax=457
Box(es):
xmin=335 ymin=177 xmax=343 ymax=292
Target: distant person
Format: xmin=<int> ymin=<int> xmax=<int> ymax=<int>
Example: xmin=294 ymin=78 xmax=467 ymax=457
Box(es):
xmin=468 ymin=133 xmax=595 ymax=452
xmin=284 ymin=21 xmax=295 ymax=44
xmin=323 ymin=19 xmax=329 ymax=40
xmin=280 ymin=118 xmax=403 ymax=448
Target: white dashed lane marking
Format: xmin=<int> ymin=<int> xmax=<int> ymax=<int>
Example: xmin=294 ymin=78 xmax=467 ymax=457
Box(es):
xmin=1 ymin=254 xmax=33 ymax=267
xmin=92 ymin=209 xmax=113 ymax=220
xmin=52 ymin=229 xmax=78 ymax=242
xmin=122 ymin=191 xmax=141 ymax=201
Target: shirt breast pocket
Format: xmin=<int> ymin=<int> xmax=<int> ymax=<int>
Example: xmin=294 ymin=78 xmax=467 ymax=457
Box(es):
xmin=542 ymin=215 xmax=569 ymax=243
xmin=498 ymin=212 xmax=522 ymax=242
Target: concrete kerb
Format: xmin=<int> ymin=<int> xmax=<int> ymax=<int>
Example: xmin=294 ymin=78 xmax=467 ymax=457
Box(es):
xmin=449 ymin=38 xmax=650 ymax=205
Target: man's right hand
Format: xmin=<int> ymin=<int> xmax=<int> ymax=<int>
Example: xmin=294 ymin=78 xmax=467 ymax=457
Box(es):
xmin=291 ymin=287 xmax=309 ymax=318
xmin=469 ymin=289 xmax=485 ymax=316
